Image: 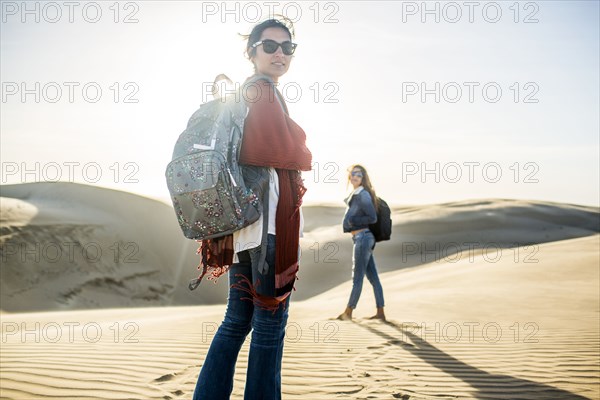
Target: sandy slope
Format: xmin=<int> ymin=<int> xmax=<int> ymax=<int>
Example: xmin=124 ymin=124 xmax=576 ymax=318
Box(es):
xmin=296 ymin=198 xmax=599 ymax=299
xmin=1 ymin=235 xmax=598 ymax=399
xmin=2 ymin=183 xmax=598 ymax=312
xmin=1 ymin=183 xmax=599 ymax=398
xmin=1 ymin=182 xmax=228 ymax=312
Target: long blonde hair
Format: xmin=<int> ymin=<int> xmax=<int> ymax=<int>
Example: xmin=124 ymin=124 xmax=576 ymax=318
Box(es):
xmin=347 ymin=164 xmax=379 ymax=210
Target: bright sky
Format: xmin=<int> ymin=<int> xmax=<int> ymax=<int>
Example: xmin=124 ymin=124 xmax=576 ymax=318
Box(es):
xmin=1 ymin=1 xmax=599 ymax=207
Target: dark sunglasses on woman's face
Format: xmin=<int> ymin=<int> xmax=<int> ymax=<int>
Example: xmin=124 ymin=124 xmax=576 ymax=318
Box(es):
xmin=252 ymin=39 xmax=297 ymax=55
xmin=351 ymin=171 xmax=363 ymax=178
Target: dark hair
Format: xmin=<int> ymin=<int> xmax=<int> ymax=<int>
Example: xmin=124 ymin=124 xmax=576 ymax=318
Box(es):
xmin=348 ymin=164 xmax=379 ymax=210
xmin=242 ymin=17 xmax=295 ymax=60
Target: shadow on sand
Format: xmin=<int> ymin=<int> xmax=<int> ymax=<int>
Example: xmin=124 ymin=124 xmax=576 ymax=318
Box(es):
xmin=352 ymin=319 xmax=590 ymax=400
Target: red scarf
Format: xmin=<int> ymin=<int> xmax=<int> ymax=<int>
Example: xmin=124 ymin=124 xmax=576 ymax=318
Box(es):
xmin=195 ymin=77 xmax=312 ymax=309
xmin=240 ymin=78 xmax=312 ymax=297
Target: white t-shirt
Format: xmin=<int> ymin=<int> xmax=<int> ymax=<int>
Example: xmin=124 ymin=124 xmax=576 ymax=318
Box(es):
xmin=233 ymin=167 xmax=304 ymax=261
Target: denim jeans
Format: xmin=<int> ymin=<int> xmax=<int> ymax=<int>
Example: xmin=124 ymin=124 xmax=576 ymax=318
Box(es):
xmin=347 ymin=229 xmax=385 ymax=309
xmin=193 ymin=234 xmax=290 ymax=400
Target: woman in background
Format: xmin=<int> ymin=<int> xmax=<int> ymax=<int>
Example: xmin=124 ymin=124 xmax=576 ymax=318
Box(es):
xmin=337 ymin=164 xmax=386 ymax=321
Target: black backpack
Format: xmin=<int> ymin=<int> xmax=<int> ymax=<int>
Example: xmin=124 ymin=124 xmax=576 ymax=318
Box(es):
xmin=369 ymin=197 xmax=392 ymax=242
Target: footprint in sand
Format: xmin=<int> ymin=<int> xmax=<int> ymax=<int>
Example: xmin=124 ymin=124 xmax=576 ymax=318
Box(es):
xmin=154 ymin=373 xmax=175 ymax=382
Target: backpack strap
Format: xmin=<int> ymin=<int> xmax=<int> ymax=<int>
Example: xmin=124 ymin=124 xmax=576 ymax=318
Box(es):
xmin=256 ymin=174 xmax=270 ymax=274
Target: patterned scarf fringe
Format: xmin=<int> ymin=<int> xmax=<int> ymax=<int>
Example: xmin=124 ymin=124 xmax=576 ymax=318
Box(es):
xmin=188 ymin=240 xmax=231 ymax=290
xmin=230 ymin=274 xmax=288 ymax=314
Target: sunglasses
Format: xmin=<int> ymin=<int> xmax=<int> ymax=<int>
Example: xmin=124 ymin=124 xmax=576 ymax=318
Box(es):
xmin=351 ymin=171 xmax=363 ymax=178
xmin=251 ymin=39 xmax=297 ymax=55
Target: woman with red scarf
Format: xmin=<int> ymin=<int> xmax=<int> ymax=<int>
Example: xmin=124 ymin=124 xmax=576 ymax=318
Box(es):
xmin=193 ymin=18 xmax=312 ymax=400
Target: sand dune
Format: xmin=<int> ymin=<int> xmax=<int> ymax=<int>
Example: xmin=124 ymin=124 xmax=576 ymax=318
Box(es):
xmin=1 ymin=183 xmax=599 ymax=398
xmin=296 ymin=198 xmax=599 ymax=299
xmin=2 ymin=183 xmax=598 ymax=312
xmin=1 ymin=235 xmax=598 ymax=399
xmin=1 ymin=182 xmax=227 ymax=312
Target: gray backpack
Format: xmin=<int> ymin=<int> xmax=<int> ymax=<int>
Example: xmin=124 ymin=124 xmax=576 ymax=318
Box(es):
xmin=165 ymin=75 xmax=279 ymax=241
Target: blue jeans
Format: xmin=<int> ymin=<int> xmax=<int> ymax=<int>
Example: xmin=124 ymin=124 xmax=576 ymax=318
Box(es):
xmin=193 ymin=234 xmax=290 ymax=400
xmin=347 ymin=229 xmax=385 ymax=309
